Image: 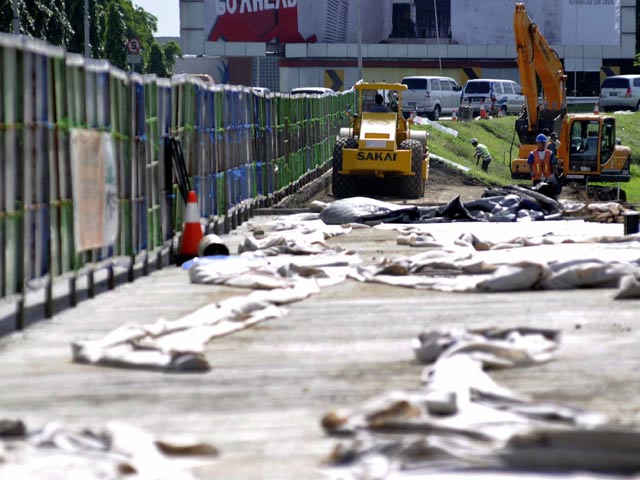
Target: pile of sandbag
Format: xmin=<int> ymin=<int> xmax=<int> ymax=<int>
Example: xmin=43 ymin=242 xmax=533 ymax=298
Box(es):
xmin=72 ymin=214 xmax=361 ymax=373
xmin=352 ymin=229 xmax=640 ymax=298
xmin=0 ymin=419 xmax=217 ymax=480
xmin=561 ymin=199 xmax=635 ymax=223
xmin=321 ymin=326 xmax=640 ymax=478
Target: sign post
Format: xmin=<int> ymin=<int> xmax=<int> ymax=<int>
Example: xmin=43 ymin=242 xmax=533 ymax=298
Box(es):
xmin=127 ymin=37 xmax=142 ymax=71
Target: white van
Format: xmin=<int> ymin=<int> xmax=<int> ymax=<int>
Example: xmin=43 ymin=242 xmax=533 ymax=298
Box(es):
xmin=461 ymin=79 xmax=525 ymax=115
xmin=400 ymin=76 xmax=462 ymax=121
xmin=599 ymin=75 xmax=640 ymax=112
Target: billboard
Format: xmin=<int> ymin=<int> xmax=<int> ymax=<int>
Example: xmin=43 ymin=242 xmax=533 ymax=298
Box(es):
xmin=450 ymin=0 xmax=620 ymax=46
xmin=204 ymin=0 xmax=393 ymax=43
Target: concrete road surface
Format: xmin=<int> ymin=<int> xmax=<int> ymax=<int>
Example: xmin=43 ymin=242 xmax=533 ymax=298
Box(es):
xmin=0 ymin=218 xmax=639 ymax=479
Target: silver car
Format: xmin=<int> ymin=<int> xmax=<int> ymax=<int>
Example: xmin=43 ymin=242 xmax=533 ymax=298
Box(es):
xmin=400 ymin=76 xmax=462 ymax=121
xmin=461 ymin=79 xmax=525 ymax=115
xmin=599 ymin=75 xmax=640 ymax=112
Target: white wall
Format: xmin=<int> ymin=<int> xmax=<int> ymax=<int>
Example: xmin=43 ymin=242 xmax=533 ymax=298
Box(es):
xmin=181 ymin=0 xmax=635 ymax=60
xmin=482 ymin=68 xmax=520 ymax=84
xmin=279 ymin=66 xmax=360 ymax=92
xmin=173 ymin=56 xmax=229 ymax=84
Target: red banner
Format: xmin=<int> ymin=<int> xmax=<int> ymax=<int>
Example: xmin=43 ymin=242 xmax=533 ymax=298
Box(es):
xmin=208 ymin=0 xmax=316 ymax=43
xmin=204 ymin=0 xmax=393 ymax=45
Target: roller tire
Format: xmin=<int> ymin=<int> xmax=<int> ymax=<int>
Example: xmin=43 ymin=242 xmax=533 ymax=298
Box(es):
xmin=332 ymin=137 xmax=359 ymax=199
xmin=398 ymin=139 xmax=425 ymax=199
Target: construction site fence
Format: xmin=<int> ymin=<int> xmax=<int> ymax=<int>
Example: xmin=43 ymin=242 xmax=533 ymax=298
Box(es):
xmin=0 ymin=34 xmax=354 ymax=318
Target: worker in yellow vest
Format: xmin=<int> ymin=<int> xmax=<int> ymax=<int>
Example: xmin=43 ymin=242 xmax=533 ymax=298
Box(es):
xmin=471 ymin=138 xmax=492 ymax=172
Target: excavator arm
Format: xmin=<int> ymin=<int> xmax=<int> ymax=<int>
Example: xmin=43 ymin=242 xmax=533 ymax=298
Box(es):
xmin=514 ymin=3 xmax=567 ymax=144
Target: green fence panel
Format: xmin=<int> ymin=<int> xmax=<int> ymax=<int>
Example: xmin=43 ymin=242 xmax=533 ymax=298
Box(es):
xmin=0 ymin=32 xmax=355 ymax=304
xmin=2 ymin=39 xmax=23 ymax=295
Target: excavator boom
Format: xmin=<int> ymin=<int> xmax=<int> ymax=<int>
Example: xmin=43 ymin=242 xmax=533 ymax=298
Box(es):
xmin=514 ymin=3 xmax=567 ymax=144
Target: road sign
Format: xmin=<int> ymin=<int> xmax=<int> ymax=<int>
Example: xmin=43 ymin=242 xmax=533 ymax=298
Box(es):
xmin=127 ymin=38 xmax=141 ymax=54
xmin=324 ymin=69 xmax=344 ymax=92
xmin=127 ymin=54 xmax=142 ymax=65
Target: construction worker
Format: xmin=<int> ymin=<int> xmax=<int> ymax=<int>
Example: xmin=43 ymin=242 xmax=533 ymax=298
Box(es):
xmin=527 ymin=133 xmax=557 ymax=186
xmin=547 ymin=131 xmax=561 ymax=156
xmin=370 ymin=93 xmax=388 ymax=113
xmin=471 ymin=138 xmax=492 ymax=172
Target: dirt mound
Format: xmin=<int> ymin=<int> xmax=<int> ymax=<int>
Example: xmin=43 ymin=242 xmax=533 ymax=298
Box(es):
xmin=424 ymin=159 xmax=487 ymax=204
xmin=277 ymin=158 xmax=489 ymax=208
xmin=564 ymin=183 xmax=627 ymax=203
xmin=276 ymin=157 xmax=630 ymax=212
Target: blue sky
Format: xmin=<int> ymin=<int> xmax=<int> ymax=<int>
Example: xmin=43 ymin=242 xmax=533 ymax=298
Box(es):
xmin=133 ymin=0 xmax=179 ymax=37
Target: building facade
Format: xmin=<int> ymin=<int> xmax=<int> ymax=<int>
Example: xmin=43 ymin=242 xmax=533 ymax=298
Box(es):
xmin=179 ymin=0 xmax=637 ymax=94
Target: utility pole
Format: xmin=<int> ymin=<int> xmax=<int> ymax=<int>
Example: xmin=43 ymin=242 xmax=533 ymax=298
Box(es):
xmin=12 ymin=0 xmax=19 ymax=35
xmin=356 ymin=0 xmax=363 ymax=81
xmin=434 ymin=0 xmax=442 ymax=74
xmin=573 ymin=0 xmax=578 ymax=96
xmin=256 ymin=56 xmax=261 ymax=87
xmin=84 ymin=0 xmax=91 ymax=58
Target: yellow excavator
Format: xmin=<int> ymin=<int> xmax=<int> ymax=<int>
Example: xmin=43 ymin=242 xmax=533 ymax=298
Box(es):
xmin=510 ymin=3 xmax=631 ymax=184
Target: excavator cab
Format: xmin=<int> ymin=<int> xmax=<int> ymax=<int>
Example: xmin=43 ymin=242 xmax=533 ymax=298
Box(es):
xmin=563 ymin=116 xmax=631 ymax=182
xmin=511 ymin=115 xmax=631 ymax=183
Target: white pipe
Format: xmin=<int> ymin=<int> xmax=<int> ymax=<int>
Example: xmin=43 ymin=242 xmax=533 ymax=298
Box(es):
xmin=429 ymin=153 xmax=470 ymax=172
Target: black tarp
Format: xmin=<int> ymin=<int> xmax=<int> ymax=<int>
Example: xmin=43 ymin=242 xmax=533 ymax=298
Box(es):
xmin=320 ymin=186 xmax=562 ymax=225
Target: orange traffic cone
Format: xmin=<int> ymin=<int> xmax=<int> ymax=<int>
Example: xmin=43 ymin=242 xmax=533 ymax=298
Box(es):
xmin=479 ymin=102 xmax=487 ymax=119
xmin=594 ymin=101 xmax=600 ymax=114
xmin=176 ymin=190 xmax=203 ymax=265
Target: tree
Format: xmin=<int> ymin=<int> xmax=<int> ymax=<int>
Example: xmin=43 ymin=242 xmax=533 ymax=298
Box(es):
xmin=103 ymin=1 xmax=126 ymax=70
xmin=43 ymin=0 xmax=73 ymax=47
xmin=0 ymin=0 xmax=161 ymax=74
xmin=0 ymin=0 xmax=72 ymax=46
xmin=66 ymin=0 xmax=106 ymax=58
xmin=146 ymin=41 xmax=167 ymax=77
xmin=119 ymin=1 xmax=156 ymax=69
xmin=162 ymin=40 xmax=182 ymax=76
xmin=0 ymin=0 xmax=13 ymax=33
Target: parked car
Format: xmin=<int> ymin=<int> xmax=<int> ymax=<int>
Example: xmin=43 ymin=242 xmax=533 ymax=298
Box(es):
xmin=461 ymin=79 xmax=525 ymax=115
xmin=173 ymin=73 xmax=215 ymax=84
xmin=599 ymin=75 xmax=640 ymax=112
xmin=400 ymin=76 xmax=462 ymax=120
xmin=290 ymin=87 xmax=334 ymax=96
xmin=252 ymin=87 xmax=271 ymax=95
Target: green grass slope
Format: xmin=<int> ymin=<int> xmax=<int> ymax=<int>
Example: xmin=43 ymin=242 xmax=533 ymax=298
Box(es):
xmin=413 ymin=113 xmax=640 ymax=202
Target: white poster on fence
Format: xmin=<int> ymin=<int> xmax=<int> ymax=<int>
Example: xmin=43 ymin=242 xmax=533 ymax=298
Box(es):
xmin=70 ymin=129 xmax=119 ymax=251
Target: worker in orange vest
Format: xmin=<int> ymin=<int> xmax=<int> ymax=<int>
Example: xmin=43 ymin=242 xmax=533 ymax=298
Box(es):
xmin=527 ymin=133 xmax=557 ymax=186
